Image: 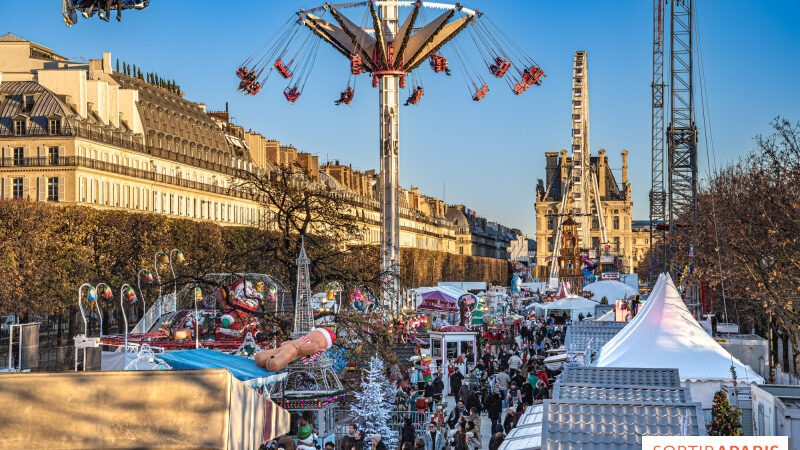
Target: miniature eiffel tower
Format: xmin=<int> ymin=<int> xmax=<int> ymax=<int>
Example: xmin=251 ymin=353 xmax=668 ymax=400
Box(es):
xmin=292 ymin=237 xmax=314 ymax=339
xmin=270 ymin=237 xmax=344 ymax=397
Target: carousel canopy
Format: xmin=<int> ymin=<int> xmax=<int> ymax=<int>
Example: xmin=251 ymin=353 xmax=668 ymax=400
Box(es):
xmin=595 ymin=274 xmax=764 ymax=383
xmin=157 ymin=348 xmax=288 ymax=388
xmin=583 ymin=280 xmax=637 ymax=303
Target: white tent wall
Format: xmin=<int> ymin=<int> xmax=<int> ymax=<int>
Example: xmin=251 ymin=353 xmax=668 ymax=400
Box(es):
xmin=595 ymin=274 xmax=763 ymax=410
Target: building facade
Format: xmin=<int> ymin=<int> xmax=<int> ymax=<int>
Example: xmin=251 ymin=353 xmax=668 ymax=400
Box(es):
xmin=534 ymin=148 xmax=635 ymax=278
xmin=0 ymin=34 xmax=518 ymax=259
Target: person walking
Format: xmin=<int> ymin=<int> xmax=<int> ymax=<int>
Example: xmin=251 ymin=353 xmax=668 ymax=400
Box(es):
xmin=494 ymin=368 xmax=511 ymax=406
xmin=450 ymin=368 xmax=464 ymax=404
xmin=400 ymin=417 xmax=416 ymax=448
xmin=485 ymin=388 xmax=503 ymax=434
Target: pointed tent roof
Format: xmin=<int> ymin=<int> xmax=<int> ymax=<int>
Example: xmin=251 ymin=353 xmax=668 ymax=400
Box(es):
xmin=548 ymin=280 xmax=573 ymax=300
xmin=595 ymin=274 xmax=764 ymax=383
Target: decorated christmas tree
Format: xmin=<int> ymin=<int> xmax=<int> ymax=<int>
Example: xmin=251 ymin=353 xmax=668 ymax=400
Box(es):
xmin=349 ymin=356 xmax=397 ymax=447
xmin=707 ymin=390 xmax=742 ymax=436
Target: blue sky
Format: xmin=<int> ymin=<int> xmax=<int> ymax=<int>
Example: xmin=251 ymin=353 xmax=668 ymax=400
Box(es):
xmin=3 ymin=0 xmax=798 ymax=235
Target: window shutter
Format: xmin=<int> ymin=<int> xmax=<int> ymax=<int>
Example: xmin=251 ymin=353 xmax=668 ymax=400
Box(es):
xmin=38 ymin=177 xmax=46 ymax=201
xmin=23 ymin=147 xmax=30 ymax=162
xmin=59 ymin=146 xmax=65 ymax=164
xmin=23 ymin=177 xmax=30 ymax=199
xmin=37 ymin=146 xmax=41 ymax=160
xmin=58 ymin=176 xmax=65 ymax=202
xmin=2 ymin=178 xmax=9 ymax=198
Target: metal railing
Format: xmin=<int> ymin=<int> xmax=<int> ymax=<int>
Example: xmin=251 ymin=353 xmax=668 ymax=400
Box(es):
xmin=0 ymin=156 xmax=259 ymax=201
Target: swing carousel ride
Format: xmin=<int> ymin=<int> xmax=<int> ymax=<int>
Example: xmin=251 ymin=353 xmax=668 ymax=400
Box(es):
xmin=62 ymin=0 xmax=151 ymax=26
xmin=236 ymin=1 xmax=544 ymax=310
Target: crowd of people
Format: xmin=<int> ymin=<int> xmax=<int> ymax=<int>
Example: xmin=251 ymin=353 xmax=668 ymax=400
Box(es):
xmin=334 ymin=317 xmax=566 ymax=450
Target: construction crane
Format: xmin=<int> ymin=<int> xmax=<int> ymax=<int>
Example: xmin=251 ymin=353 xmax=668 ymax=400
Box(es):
xmin=649 ymin=0 xmax=698 ymax=290
xmin=666 ymin=0 xmax=698 ymax=281
xmin=649 ymin=0 xmax=667 ymax=281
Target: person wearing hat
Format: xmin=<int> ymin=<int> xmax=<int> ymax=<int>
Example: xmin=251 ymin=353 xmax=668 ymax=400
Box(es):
xmin=370 ymin=434 xmax=387 ymax=450
xmin=296 ymin=420 xmax=316 ymax=450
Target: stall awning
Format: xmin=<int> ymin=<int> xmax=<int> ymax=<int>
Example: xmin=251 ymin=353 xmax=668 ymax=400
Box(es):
xmin=421 ymin=291 xmax=457 ymax=302
xmin=158 ymin=348 xmax=287 ymax=388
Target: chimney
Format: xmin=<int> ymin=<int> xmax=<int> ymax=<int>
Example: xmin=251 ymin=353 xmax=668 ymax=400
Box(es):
xmin=559 ymin=149 xmax=568 ymax=187
xmin=102 ymin=52 xmax=112 ymax=74
xmin=598 ymin=148 xmax=606 ymax=198
xmin=621 ymin=149 xmax=629 ymax=185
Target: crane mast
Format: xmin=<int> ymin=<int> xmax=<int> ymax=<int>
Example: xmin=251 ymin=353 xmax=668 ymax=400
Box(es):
xmin=649 ymin=0 xmax=667 ymax=280
xmin=666 ymin=0 xmax=698 ymax=277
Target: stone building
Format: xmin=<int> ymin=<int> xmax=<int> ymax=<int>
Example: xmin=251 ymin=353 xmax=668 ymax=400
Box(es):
xmin=534 ymin=148 xmax=634 ymax=278
xmin=446 ymin=205 xmax=521 ymax=259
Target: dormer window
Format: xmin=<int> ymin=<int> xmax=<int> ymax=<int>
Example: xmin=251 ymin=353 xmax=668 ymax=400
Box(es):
xmin=23 ymin=95 xmax=34 ymax=113
xmin=14 ymin=119 xmax=26 ymax=136
xmin=49 ymin=118 xmax=61 ymax=135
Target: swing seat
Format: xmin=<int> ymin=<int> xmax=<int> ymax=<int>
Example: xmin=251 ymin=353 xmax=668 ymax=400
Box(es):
xmin=399 ymin=75 xmax=406 ymax=88
xmin=372 ymin=75 xmax=379 ymax=88
xmin=236 ymin=67 xmax=249 ymax=79
xmin=247 ymin=82 xmax=262 ymax=96
xmin=350 ymin=54 xmax=362 ymax=75
xmin=512 ymin=82 xmax=528 ymax=95
xmin=275 ymin=59 xmax=293 ymax=79
xmin=335 ymin=88 xmax=354 ymax=105
xmin=472 ymin=84 xmax=488 ymax=101
xmin=406 ymin=88 xmax=424 ymax=105
xmin=284 ymin=87 xmax=301 ymax=103
xmin=522 ymin=66 xmax=544 ymax=87
xmin=490 ymin=57 xmax=511 ymax=78
xmin=430 ymin=53 xmax=449 ymax=73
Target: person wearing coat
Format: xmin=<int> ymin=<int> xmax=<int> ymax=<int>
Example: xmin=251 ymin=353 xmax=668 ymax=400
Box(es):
xmin=485 ymin=388 xmax=504 ymax=433
xmin=400 ymin=417 xmax=416 ymax=447
xmin=422 ymin=422 xmax=445 ymax=450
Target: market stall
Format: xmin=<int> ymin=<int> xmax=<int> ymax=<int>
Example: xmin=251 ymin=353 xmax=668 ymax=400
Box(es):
xmin=429 ymin=329 xmax=477 ymax=396
xmin=535 ymin=295 xmax=598 ymax=321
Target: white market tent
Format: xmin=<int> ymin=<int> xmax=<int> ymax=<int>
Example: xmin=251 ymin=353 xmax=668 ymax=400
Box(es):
xmin=536 ymin=295 xmax=597 ymax=321
xmin=583 ymin=280 xmax=637 ymax=303
xmin=595 ymin=274 xmax=763 ymax=406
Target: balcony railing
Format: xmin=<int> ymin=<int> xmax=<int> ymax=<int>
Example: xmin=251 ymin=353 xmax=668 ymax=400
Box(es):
xmin=0 ymin=156 xmax=259 ymax=201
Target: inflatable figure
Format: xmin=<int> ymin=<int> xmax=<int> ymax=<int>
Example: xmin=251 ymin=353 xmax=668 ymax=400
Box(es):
xmin=254 ymin=327 xmax=336 ymax=372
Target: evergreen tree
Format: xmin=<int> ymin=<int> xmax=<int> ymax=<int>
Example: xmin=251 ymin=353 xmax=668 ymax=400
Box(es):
xmin=115 ymin=59 xmax=119 ymax=73
xmin=707 ymin=391 xmax=742 ymax=436
xmin=137 ymin=68 xmax=143 ymax=80
xmin=349 ymin=356 xmax=397 ymax=447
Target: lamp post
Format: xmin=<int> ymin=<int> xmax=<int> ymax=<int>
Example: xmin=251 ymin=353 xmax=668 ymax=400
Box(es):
xmin=77 ymin=283 xmax=95 ymax=337
xmin=119 ymin=284 xmax=138 ymax=351
xmin=193 ymin=286 xmax=202 ymax=349
xmin=154 ymin=251 xmax=166 ymax=299
xmin=168 ymin=249 xmax=185 ymax=296
xmin=137 ymin=268 xmax=154 ymax=331
xmin=94 ymin=283 xmax=113 ymax=338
